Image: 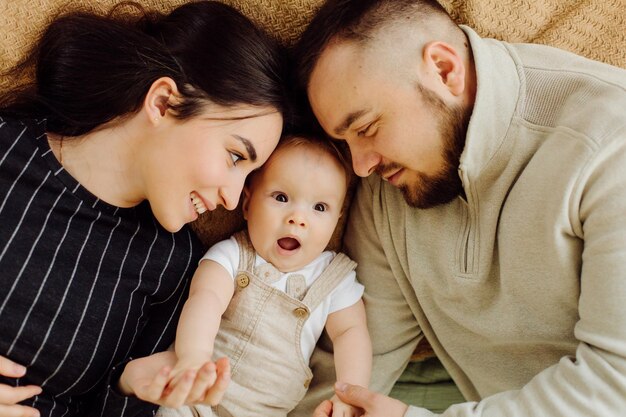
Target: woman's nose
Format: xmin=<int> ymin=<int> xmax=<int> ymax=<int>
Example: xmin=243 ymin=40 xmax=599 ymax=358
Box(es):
xmin=220 ymin=173 xmax=246 ymax=211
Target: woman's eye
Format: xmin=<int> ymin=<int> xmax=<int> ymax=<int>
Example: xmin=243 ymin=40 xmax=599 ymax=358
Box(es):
xmin=274 ymin=193 xmax=288 ymax=203
xmin=230 ymin=152 xmax=244 ymax=165
xmin=314 ymin=203 xmax=327 ymax=212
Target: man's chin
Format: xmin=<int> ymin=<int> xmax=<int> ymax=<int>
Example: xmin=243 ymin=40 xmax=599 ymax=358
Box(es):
xmin=399 ymin=182 xmax=462 ymax=209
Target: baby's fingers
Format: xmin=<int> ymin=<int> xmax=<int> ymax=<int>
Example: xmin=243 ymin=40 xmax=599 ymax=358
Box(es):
xmin=143 ymin=366 xmax=171 ymax=403
xmin=202 ymin=357 xmax=230 ymax=406
xmin=161 ymin=370 xmax=196 ymax=408
xmin=187 ymin=362 xmax=217 ymax=403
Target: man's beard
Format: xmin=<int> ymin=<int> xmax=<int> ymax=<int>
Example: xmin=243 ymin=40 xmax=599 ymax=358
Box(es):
xmin=377 ymin=84 xmax=470 ymax=209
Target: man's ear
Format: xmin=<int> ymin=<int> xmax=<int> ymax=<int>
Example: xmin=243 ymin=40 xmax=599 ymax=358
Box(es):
xmin=422 ymin=41 xmax=466 ymax=96
xmin=143 ymin=77 xmax=180 ymax=126
xmin=242 ymin=186 xmax=251 ymax=220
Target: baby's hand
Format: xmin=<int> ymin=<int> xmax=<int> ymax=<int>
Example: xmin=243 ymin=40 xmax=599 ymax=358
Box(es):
xmin=330 ymin=394 xmax=363 ymax=417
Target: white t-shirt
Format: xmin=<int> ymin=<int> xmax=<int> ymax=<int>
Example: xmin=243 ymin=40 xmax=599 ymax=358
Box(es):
xmin=202 ymin=235 xmax=364 ymax=361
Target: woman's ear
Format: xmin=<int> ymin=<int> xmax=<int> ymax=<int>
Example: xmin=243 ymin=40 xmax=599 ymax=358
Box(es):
xmin=143 ymin=77 xmax=180 ymax=125
xmin=422 ymin=41 xmax=466 ymax=96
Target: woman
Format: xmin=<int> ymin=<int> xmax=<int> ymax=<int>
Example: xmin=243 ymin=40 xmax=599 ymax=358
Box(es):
xmin=0 ymin=2 xmax=289 ymax=416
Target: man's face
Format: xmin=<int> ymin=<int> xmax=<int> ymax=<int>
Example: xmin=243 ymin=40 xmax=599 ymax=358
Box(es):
xmin=308 ymin=40 xmax=470 ymax=208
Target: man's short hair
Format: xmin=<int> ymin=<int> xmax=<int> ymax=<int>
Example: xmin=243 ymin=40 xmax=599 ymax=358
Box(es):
xmin=293 ymin=0 xmax=453 ymax=91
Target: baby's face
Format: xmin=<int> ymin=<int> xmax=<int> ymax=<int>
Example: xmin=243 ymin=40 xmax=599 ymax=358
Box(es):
xmin=244 ymin=144 xmax=347 ymax=272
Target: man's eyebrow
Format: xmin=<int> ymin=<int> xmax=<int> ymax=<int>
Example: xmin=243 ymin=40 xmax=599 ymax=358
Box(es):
xmin=333 ymin=109 xmax=369 ymax=137
xmin=233 ymin=134 xmax=257 ymax=161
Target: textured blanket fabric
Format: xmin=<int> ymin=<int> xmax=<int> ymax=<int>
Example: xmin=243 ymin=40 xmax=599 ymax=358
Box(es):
xmin=3 ymin=0 xmax=622 ymax=248
xmin=1 ymin=0 xmax=624 ymax=68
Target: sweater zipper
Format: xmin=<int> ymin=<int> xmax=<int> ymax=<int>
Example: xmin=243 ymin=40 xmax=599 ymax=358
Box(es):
xmin=459 ymin=200 xmax=470 ymax=273
xmin=458 ymin=170 xmax=476 ymax=275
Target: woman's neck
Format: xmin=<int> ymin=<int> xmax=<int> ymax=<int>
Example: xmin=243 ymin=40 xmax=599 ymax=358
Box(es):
xmin=47 ymin=116 xmax=147 ymax=208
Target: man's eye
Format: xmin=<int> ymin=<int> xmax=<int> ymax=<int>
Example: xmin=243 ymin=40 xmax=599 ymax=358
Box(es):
xmin=357 ymin=123 xmax=374 ymax=137
xmin=230 ymin=152 xmax=244 ymax=165
xmin=314 ymin=203 xmax=327 ymax=212
xmin=274 ymin=193 xmax=288 ymax=202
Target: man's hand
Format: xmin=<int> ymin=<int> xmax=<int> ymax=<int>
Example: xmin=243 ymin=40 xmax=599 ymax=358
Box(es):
xmin=118 ymin=351 xmax=230 ymax=408
xmin=0 ymin=355 xmax=41 ymax=417
xmin=313 ymin=399 xmax=334 ymax=417
xmin=313 ymin=382 xmax=408 ymax=417
xmin=329 ymin=393 xmax=363 ymax=417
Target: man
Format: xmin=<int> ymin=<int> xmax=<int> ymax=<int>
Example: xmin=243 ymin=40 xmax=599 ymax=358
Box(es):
xmin=290 ymin=0 xmax=626 ymax=416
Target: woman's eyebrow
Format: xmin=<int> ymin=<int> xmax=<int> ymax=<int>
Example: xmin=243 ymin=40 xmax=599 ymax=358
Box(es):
xmin=233 ymin=134 xmax=257 ymax=161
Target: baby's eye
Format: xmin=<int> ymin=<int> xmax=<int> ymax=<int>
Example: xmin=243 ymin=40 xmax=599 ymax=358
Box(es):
xmin=314 ymin=203 xmax=327 ymax=212
xmin=230 ymin=152 xmax=244 ymax=165
xmin=274 ymin=193 xmax=288 ymax=203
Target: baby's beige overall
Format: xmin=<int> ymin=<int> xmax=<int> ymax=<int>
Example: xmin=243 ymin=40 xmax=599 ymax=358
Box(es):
xmin=158 ymin=231 xmax=356 ymax=417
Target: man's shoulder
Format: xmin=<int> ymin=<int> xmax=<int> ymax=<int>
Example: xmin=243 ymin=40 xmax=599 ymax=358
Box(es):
xmin=511 ymin=43 xmax=626 ymax=146
xmin=512 ymin=42 xmax=626 ymax=89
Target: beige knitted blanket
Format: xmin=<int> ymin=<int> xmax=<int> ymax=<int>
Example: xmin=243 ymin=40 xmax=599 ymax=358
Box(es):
xmin=1 ymin=0 xmax=625 ymax=250
xmin=1 ymin=0 xmax=624 ymax=73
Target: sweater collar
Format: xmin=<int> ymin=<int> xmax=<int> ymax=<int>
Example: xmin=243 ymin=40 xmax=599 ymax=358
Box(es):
xmin=458 ymin=26 xmax=521 ymax=181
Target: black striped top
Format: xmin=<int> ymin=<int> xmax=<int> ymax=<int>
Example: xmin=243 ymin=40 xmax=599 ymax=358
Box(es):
xmin=0 ymin=116 xmax=204 ymax=416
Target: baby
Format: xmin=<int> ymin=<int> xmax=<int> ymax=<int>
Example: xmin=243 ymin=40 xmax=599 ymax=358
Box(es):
xmin=158 ymin=135 xmax=371 ymax=417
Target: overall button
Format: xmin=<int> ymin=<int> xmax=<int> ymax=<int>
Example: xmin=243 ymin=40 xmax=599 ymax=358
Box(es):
xmin=293 ymin=307 xmax=308 ymax=319
xmin=236 ymin=273 xmax=250 ymax=288
xmin=303 ymin=378 xmax=312 ymax=388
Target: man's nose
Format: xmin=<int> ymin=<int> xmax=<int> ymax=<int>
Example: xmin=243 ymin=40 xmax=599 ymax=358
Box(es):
xmin=349 ymin=144 xmax=380 ymax=177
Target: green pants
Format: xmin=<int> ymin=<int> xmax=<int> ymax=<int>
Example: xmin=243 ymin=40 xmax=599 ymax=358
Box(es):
xmin=390 ymin=357 xmax=465 ymax=413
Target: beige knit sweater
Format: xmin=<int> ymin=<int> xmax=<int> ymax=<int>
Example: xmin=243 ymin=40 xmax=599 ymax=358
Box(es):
xmin=340 ymin=26 xmax=626 ymax=417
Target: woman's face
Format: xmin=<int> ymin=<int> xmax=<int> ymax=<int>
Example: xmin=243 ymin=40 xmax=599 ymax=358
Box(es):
xmin=145 ymin=104 xmax=283 ymax=232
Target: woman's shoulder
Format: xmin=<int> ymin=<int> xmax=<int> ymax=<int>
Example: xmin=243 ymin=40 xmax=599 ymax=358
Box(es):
xmin=0 ymin=115 xmax=43 ymax=137
xmin=0 ymin=115 xmax=45 ymax=155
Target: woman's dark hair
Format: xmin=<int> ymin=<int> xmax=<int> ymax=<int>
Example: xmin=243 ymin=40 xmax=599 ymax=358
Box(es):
xmin=0 ymin=1 xmax=290 ymax=136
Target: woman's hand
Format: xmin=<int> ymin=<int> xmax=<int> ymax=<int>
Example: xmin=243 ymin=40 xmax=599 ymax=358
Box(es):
xmin=165 ymin=352 xmax=215 ymax=392
xmin=117 ymin=351 xmax=230 ymax=408
xmin=0 ymin=355 xmax=41 ymax=417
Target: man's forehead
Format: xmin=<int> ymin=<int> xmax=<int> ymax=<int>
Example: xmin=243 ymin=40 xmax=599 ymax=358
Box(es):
xmin=308 ymin=41 xmax=383 ymax=133
xmin=311 ymin=40 xmax=360 ymax=85
xmin=309 ymin=40 xmax=372 ymax=104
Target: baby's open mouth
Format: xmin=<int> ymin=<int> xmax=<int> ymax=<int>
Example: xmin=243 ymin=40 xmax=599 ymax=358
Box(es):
xmin=277 ymin=237 xmax=300 ymax=251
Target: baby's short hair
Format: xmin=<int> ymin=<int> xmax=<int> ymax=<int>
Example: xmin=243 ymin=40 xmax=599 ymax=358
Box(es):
xmin=249 ymin=133 xmax=353 ymax=189
xmin=275 ymin=133 xmax=352 ymax=187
